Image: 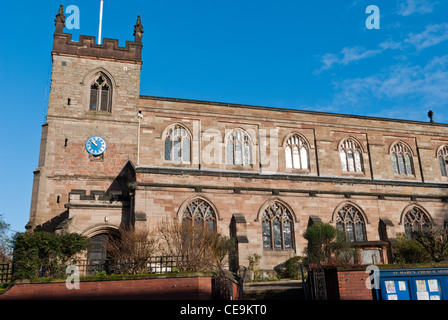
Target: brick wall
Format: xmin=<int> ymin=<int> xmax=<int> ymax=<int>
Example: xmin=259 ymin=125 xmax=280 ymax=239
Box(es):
xmin=325 ymin=268 xmax=375 ymax=300
xmin=0 ymin=276 xmax=213 ymax=300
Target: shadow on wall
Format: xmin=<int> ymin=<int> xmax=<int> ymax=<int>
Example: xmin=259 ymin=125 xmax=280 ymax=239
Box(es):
xmin=34 ymin=161 xmax=136 ymax=233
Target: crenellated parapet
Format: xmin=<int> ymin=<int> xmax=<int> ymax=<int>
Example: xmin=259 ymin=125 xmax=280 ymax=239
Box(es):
xmin=65 ymin=189 xmax=130 ymax=208
xmin=52 ymin=4 xmax=143 ymax=63
xmin=60 ymin=189 xmax=131 ymax=235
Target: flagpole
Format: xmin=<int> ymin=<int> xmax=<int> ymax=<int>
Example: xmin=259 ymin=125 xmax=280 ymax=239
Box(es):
xmin=98 ymin=0 xmax=104 ymax=44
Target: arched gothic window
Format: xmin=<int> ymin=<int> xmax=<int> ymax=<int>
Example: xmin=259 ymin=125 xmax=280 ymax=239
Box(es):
xmin=339 ymin=138 xmax=363 ymax=173
xmin=438 ymin=145 xmax=448 ymax=177
xmin=182 ymin=198 xmax=217 ymax=232
xmin=285 ymin=134 xmax=309 ymax=170
xmin=403 ymin=206 xmax=431 ymax=239
xmin=226 ymin=129 xmax=252 ymax=166
xmin=391 ymin=142 xmax=414 ymax=175
xmin=89 ymin=74 xmax=112 ymax=112
xmin=164 ymin=124 xmax=191 ymax=163
xmin=261 ymin=201 xmax=294 ymax=250
xmin=335 ymin=204 xmax=366 ymax=242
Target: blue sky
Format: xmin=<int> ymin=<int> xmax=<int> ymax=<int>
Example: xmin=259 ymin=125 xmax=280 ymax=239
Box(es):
xmin=1 ymin=0 xmax=448 ymax=234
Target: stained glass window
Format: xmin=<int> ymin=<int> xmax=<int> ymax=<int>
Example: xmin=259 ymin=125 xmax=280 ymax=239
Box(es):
xmin=339 ymin=138 xmax=363 ymax=173
xmin=261 ymin=202 xmax=294 ymax=250
xmin=285 ymin=134 xmax=310 ymax=169
xmin=262 ymin=220 xmax=272 ymax=249
xmin=335 ymin=204 xmax=366 ymax=242
xmin=182 ymin=198 xmax=216 ymax=231
xmin=403 ymin=207 xmax=431 ymax=239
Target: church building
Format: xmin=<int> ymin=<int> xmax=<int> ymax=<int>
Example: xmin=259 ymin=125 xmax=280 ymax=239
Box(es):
xmin=27 ymin=5 xmax=448 ymax=273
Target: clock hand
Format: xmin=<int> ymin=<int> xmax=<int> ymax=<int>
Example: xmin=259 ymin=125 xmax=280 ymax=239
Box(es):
xmin=90 ymin=138 xmax=98 ymax=146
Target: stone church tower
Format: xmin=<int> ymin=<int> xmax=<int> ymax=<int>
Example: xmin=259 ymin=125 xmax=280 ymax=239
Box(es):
xmin=28 ymin=6 xmax=143 ymax=240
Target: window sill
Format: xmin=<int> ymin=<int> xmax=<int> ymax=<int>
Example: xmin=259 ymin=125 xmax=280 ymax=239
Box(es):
xmin=225 ymin=164 xmax=256 ymax=170
xmin=392 ymin=174 xmax=416 ymax=180
xmin=87 ymin=110 xmax=112 ymax=115
xmin=262 ymin=249 xmax=296 ymax=253
xmin=285 ymin=168 xmax=312 ymax=174
xmin=163 ymin=161 xmax=192 ymax=166
xmin=341 ymin=171 xmax=365 ymax=176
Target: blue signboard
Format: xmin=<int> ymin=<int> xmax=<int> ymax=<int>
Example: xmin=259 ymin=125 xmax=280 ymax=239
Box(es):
xmin=377 ymin=268 xmax=448 ymax=300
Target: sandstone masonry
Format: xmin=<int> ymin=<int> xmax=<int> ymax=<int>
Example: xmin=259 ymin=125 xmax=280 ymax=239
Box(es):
xmin=27 ymin=5 xmax=448 ymax=272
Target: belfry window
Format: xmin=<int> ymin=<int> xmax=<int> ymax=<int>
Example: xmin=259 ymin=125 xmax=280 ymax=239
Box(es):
xmin=164 ymin=124 xmax=191 ymax=163
xmin=226 ymin=129 xmax=252 ymax=166
xmin=285 ymin=134 xmax=309 ymax=170
xmin=339 ymin=138 xmax=363 ymax=173
xmin=438 ymin=145 xmax=448 ymax=177
xmin=261 ymin=201 xmax=294 ymax=250
xmin=335 ymin=204 xmax=366 ymax=242
xmin=391 ymin=142 xmax=414 ymax=175
xmin=89 ymin=74 xmax=112 ymax=112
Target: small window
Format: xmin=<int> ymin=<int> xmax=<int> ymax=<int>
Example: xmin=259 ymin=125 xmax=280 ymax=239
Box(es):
xmin=339 ymin=138 xmax=363 ymax=173
xmin=164 ymin=124 xmax=191 ymax=163
xmin=226 ymin=129 xmax=252 ymax=166
xmin=391 ymin=141 xmax=414 ymax=175
xmin=89 ymin=84 xmax=98 ymax=110
xmin=89 ymin=74 xmax=112 ymax=112
xmin=285 ymin=134 xmax=310 ymax=170
xmin=262 ymin=201 xmax=294 ymax=250
xmin=438 ymin=145 xmax=448 ymax=177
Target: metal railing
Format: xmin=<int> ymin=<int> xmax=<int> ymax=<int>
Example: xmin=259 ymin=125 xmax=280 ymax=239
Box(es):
xmin=0 ymin=264 xmax=11 ymax=284
xmin=74 ymin=256 xmax=184 ymax=276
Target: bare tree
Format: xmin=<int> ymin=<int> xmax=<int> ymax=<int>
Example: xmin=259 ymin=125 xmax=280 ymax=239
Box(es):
xmin=158 ymin=222 xmax=232 ymax=272
xmin=0 ymin=214 xmax=12 ymax=263
xmin=412 ymin=224 xmax=448 ymax=263
xmin=107 ymin=226 xmax=160 ymax=274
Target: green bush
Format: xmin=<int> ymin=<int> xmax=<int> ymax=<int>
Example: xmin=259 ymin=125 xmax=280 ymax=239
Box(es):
xmin=303 ymin=223 xmax=349 ymax=267
xmin=392 ymin=233 xmax=430 ymax=264
xmin=11 ymin=231 xmax=90 ymax=280
xmin=275 ymin=256 xmax=303 ymax=279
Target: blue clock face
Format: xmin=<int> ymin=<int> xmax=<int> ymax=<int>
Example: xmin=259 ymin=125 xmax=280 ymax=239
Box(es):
xmin=85 ymin=136 xmax=107 ymax=156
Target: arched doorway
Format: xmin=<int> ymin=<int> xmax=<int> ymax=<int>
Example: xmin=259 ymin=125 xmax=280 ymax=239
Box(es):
xmin=87 ymin=233 xmax=110 ymax=275
xmin=83 ymin=225 xmax=120 ymax=275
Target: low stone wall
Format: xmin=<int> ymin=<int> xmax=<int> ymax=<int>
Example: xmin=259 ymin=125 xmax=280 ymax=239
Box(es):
xmin=0 ymin=274 xmax=214 ymax=300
